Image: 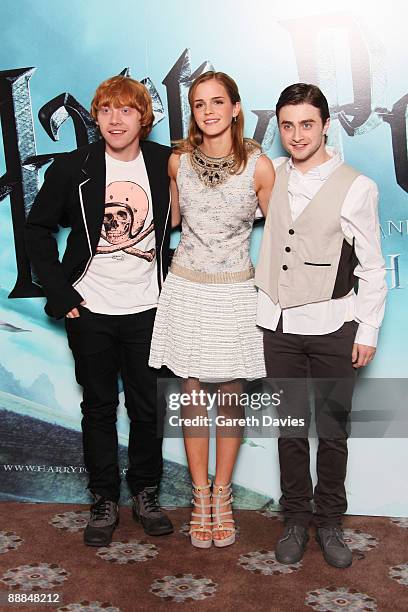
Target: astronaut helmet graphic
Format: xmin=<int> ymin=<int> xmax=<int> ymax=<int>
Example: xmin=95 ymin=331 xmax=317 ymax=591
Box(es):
xmin=97 ymin=180 xmax=155 ymax=262
xmin=102 ymin=181 xmax=149 ymax=245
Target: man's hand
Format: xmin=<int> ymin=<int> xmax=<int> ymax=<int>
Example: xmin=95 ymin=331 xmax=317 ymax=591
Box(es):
xmin=65 ymin=301 xmax=86 ymax=318
xmin=352 ymin=343 xmax=376 ymax=368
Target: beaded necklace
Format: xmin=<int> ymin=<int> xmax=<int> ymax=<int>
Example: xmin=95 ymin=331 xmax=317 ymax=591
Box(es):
xmin=190 ymin=147 xmax=235 ymax=187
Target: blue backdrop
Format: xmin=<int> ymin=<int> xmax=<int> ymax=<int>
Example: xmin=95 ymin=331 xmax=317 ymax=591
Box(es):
xmin=0 ymin=0 xmax=407 ymax=515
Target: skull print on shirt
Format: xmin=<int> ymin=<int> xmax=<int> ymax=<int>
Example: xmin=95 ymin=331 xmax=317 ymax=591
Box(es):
xmin=96 ymin=181 xmax=155 ymax=262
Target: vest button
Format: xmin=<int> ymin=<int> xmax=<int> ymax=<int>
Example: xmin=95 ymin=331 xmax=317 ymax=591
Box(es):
xmin=285 ymin=246 xmax=291 ymax=252
xmin=289 ymin=229 xmax=295 ymax=235
xmin=282 ymin=265 xmax=288 ymax=271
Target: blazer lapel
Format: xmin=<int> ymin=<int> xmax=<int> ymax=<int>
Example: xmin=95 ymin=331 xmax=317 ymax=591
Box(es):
xmin=79 ymin=139 xmax=106 ymax=253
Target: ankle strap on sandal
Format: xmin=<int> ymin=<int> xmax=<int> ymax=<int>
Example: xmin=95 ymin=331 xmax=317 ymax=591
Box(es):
xmin=213 ymin=483 xmax=232 ymax=492
xmin=212 ymin=483 xmax=234 ymax=503
xmin=192 ymin=481 xmax=212 ymax=492
xmin=191 ymin=482 xmax=211 ymax=505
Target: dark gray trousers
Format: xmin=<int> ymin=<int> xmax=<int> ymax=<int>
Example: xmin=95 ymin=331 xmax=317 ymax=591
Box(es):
xmin=263 ymin=319 xmax=358 ymax=527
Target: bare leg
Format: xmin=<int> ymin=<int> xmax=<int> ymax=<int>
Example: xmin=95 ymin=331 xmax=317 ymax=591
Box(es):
xmin=181 ymin=377 xmax=211 ymax=542
xmin=213 ymin=379 xmax=244 ymax=541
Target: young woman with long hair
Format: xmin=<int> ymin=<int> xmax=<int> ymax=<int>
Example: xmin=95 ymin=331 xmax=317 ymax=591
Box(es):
xmin=149 ymin=71 xmax=275 ymax=547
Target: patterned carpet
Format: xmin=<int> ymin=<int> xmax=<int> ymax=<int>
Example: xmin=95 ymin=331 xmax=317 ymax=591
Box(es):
xmin=0 ymin=503 xmax=407 ymax=611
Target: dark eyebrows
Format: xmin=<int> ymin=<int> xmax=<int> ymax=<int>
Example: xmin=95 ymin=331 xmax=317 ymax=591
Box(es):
xmin=280 ymin=118 xmax=316 ymax=125
xmin=193 ymin=96 xmax=226 ymax=103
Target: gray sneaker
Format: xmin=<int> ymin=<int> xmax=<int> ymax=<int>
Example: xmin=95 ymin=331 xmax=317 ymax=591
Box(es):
xmin=132 ymin=486 xmax=173 ymax=536
xmin=275 ymin=525 xmax=309 ymax=564
xmin=83 ymin=494 xmax=119 ymax=547
xmin=316 ymin=526 xmax=352 ymax=568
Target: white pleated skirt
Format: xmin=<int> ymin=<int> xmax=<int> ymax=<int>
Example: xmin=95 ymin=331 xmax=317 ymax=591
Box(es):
xmin=149 ymin=272 xmax=266 ymax=382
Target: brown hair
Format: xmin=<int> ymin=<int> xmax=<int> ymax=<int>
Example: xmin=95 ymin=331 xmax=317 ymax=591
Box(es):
xmin=91 ymin=76 xmax=154 ymax=140
xmin=174 ymin=71 xmax=259 ymax=173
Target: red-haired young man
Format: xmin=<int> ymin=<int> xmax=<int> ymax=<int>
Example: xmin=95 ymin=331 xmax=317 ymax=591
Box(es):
xmin=26 ymin=76 xmax=173 ymax=546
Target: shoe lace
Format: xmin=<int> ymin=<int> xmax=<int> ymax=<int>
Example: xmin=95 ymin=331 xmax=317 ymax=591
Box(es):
xmin=91 ymin=498 xmax=114 ymax=522
xmin=141 ymin=489 xmax=160 ymax=513
xmin=282 ymin=526 xmax=305 ymax=546
xmin=323 ymin=527 xmax=346 ymax=547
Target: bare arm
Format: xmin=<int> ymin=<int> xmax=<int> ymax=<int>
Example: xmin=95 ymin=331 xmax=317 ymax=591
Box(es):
xmin=254 ymin=154 xmax=275 ymax=216
xmin=169 ymin=153 xmax=181 ymax=228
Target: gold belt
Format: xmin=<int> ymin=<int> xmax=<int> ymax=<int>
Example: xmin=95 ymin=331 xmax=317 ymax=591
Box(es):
xmin=170 ymin=262 xmax=254 ymax=284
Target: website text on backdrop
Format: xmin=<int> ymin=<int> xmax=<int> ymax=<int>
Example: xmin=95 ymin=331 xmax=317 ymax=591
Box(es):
xmin=25 ymin=76 xmax=174 ymax=546
xmin=149 ymin=71 xmax=275 ymax=548
xmin=255 ymin=83 xmax=387 ymax=568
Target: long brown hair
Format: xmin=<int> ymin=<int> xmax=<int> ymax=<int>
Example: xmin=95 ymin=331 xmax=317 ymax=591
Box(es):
xmin=174 ymin=71 xmax=259 ymax=174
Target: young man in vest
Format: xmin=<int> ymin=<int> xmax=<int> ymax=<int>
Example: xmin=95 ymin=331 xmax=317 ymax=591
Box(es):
xmin=25 ymin=76 xmax=173 ymax=546
xmin=255 ymin=83 xmax=387 ymax=568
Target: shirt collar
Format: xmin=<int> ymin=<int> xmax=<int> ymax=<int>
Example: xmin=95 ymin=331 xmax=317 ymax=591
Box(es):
xmin=286 ymin=147 xmax=342 ymax=180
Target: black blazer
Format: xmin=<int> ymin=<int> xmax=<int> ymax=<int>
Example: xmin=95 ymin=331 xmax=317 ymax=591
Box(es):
xmin=25 ymin=139 xmax=171 ymax=319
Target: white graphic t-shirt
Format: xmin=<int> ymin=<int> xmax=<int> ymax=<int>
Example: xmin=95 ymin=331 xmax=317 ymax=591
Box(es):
xmin=74 ymin=152 xmax=159 ymax=314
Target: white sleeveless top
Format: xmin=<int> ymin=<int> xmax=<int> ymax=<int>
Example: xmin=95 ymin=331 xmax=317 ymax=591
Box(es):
xmin=171 ymin=148 xmax=261 ymax=283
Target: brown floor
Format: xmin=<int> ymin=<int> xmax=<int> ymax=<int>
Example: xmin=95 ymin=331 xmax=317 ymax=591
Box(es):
xmin=0 ymin=503 xmax=407 ymax=612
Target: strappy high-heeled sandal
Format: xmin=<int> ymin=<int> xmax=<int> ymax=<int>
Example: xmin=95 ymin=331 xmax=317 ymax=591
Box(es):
xmin=189 ymin=482 xmax=212 ymax=548
xmin=211 ymin=483 xmax=236 ymax=548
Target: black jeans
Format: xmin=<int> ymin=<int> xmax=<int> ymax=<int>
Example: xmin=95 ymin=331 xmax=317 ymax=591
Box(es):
xmin=263 ymin=319 xmax=358 ymax=527
xmin=65 ymin=306 xmax=164 ymax=502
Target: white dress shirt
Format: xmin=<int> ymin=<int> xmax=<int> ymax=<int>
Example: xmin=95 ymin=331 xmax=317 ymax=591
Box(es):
xmin=256 ymin=150 xmax=387 ymax=347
